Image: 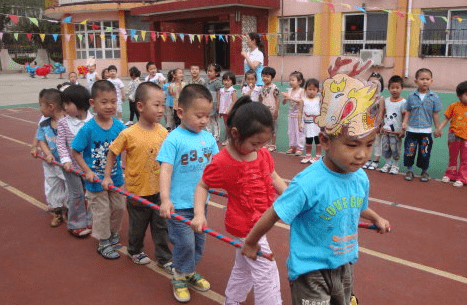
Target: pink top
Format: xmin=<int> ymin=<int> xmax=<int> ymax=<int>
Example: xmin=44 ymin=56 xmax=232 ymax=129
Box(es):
xmin=218 ymin=87 xmax=237 ymax=114
xmin=287 ymin=87 xmax=304 ymax=118
xmin=260 ymin=83 xmax=280 ymax=113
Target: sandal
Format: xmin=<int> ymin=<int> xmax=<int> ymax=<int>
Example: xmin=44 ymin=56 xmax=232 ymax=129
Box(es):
xmin=97 ymin=241 xmax=120 ymax=259
xmin=295 ymin=150 xmax=303 ymax=156
xmin=69 ymin=228 xmax=92 ymax=237
xmin=286 ymin=148 xmax=295 ymax=154
xmin=268 ymin=145 xmax=277 ymax=152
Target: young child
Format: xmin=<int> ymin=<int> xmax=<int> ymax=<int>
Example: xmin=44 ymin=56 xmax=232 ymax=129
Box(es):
xmin=402 ymin=68 xmax=442 ymax=182
xmin=241 ymin=71 xmax=391 ymax=305
xmin=363 ymin=72 xmax=385 ymax=170
xmin=71 ymin=80 xmax=126 ymax=259
xmin=187 ymin=64 xmax=206 ymax=86
xmin=435 ymin=80 xmax=467 ymax=187
xmin=68 ymin=72 xmax=80 ymax=86
xmin=191 ymin=96 xmax=287 ymax=305
xmin=301 ymin=78 xmax=321 ymax=164
xmin=107 ymin=65 xmax=125 ymax=122
xmin=218 ymin=71 xmax=237 ymax=146
xmin=259 ymin=66 xmax=280 ymax=152
xmin=125 ymin=66 xmax=141 ymax=126
xmin=57 ymin=85 xmax=94 ymax=237
xmin=102 ymin=82 xmax=173 ymax=270
xmin=85 ymin=61 xmax=100 ymax=92
xmin=101 ymin=68 xmax=110 ymax=81
xmin=36 ymin=89 xmax=67 ymax=227
xmin=169 ymin=68 xmax=186 ymax=128
xmin=163 ymin=70 xmax=175 ymax=131
xmin=282 ymin=71 xmax=305 ymax=156
xmin=158 ymin=84 xmax=218 ymax=303
xmin=145 ymin=62 xmax=166 ymax=85
xmin=379 ymin=75 xmax=406 ymax=174
xmin=242 ymin=69 xmax=261 ymax=102
xmin=206 ymin=63 xmax=222 ymax=141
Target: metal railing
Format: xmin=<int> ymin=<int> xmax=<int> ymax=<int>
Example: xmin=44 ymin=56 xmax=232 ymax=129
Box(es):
xmin=341 ymin=30 xmax=387 ymax=55
xmin=420 ymin=29 xmax=467 ymax=58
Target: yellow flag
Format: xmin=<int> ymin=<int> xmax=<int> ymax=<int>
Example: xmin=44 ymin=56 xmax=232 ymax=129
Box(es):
xmin=100 ymin=34 xmax=105 ymax=40
xmin=39 ymin=34 xmax=46 ymax=42
xmin=408 ymin=13 xmax=415 ymax=21
xmin=141 ymin=31 xmax=146 ymax=41
xmin=80 ymin=19 xmax=88 ymax=25
xmin=210 ymin=34 xmax=216 ymax=41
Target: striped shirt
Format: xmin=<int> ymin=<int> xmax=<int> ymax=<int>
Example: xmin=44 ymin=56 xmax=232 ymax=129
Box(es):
xmin=405 ymin=90 xmax=442 ymax=132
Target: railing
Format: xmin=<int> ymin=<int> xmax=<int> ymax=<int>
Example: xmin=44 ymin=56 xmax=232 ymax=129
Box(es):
xmin=341 ymin=30 xmax=387 ymax=55
xmin=420 ymin=29 xmax=467 ymax=58
xmin=277 ymin=31 xmax=313 ymax=55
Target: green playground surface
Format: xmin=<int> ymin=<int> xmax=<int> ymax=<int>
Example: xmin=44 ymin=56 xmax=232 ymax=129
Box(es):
xmin=5 ymin=83 xmax=457 ymax=179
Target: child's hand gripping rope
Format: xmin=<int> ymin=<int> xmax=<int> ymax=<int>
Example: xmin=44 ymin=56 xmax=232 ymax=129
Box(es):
xmin=34 ymin=154 xmax=275 ymax=261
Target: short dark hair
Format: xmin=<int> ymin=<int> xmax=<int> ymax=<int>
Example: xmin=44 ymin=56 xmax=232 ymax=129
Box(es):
xmin=91 ymin=79 xmax=116 ymax=99
xmin=261 ymin=66 xmax=276 ymax=79
xmin=129 ymin=66 xmax=141 ymax=78
xmin=388 ymin=75 xmax=404 ymax=88
xmin=179 ymin=84 xmax=212 ymax=109
xmin=305 ymin=78 xmax=319 ymax=90
xmin=108 ymin=65 xmax=117 ymax=72
xmin=167 ymin=69 xmax=175 ymax=83
xmin=39 ymin=88 xmax=62 ymax=107
xmin=62 ymin=85 xmax=91 ymax=111
xmin=146 ymin=61 xmax=157 ymax=71
xmin=245 ymin=69 xmax=257 ymax=80
xmin=368 ymin=72 xmax=385 ymax=93
xmin=222 ymin=71 xmax=237 ymax=85
xmin=456 ymin=81 xmax=467 ymax=97
xmin=69 ymin=71 xmax=77 ymax=77
xmin=227 ymin=96 xmax=274 ymax=142
xmin=190 ymin=64 xmax=200 ymax=69
xmin=290 ymin=71 xmax=305 ymax=87
xmin=206 ymin=63 xmax=221 ymax=76
xmin=415 ymin=68 xmax=432 ymax=79
xmin=135 ymin=82 xmax=162 ymax=104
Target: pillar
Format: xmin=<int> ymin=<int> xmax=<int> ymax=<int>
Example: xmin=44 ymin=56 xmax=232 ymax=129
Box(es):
xmin=118 ymin=10 xmax=128 ymax=77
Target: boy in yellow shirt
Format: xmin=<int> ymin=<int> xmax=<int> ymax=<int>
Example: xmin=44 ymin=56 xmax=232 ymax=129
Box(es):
xmin=102 ymin=82 xmax=173 ymax=272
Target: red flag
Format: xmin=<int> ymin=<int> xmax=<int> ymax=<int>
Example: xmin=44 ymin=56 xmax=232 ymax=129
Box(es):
xmin=89 ymin=34 xmax=94 ymax=43
xmin=325 ymin=3 xmax=336 ymax=13
xmin=397 ymin=12 xmax=404 ymax=18
xmin=26 ymin=33 xmax=33 ymax=41
xmin=204 ymin=34 xmax=209 ymax=43
xmin=150 ymin=32 xmax=156 ymax=41
xmin=92 ymin=23 xmax=100 ymax=30
xmin=8 ymin=15 xmax=19 ymax=24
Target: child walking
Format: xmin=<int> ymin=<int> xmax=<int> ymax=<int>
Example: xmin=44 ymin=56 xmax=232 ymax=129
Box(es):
xmin=435 ymin=80 xmax=467 ymax=187
xmin=402 ymin=68 xmax=442 ymax=182
xmin=206 ymin=63 xmax=222 ymax=141
xmin=169 ymin=68 xmax=186 ymax=128
xmin=36 ymin=89 xmax=68 ymax=227
xmin=379 ymin=75 xmax=406 ymax=174
xmin=125 ymin=66 xmax=141 ymax=126
xmin=259 ymin=67 xmax=280 ymax=152
xmin=192 ymin=96 xmax=287 ymax=305
xmin=107 ymin=65 xmax=125 ymax=122
xmin=242 ymin=69 xmax=261 ymax=102
xmin=218 ymin=71 xmax=237 ymax=146
xmin=71 ymin=80 xmax=126 ymax=259
xmin=163 ymin=70 xmax=175 ymax=131
xmin=102 ymin=82 xmax=173 ymax=270
xmin=57 ymin=85 xmax=94 ymax=237
xmin=187 ymin=64 xmax=207 ymax=86
xmin=282 ymin=71 xmax=305 ymax=156
xmin=158 ymin=84 xmax=219 ymax=303
xmin=301 ymin=78 xmax=322 ymax=164
xmin=145 ymin=62 xmax=166 ymax=85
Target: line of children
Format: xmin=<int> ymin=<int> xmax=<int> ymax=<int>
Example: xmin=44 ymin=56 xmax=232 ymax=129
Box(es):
xmin=218 ymin=71 xmax=237 ymax=146
xmin=125 ymin=66 xmax=141 ymax=126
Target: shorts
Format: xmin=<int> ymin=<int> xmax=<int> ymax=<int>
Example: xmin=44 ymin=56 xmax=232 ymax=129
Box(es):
xmin=306 ymin=136 xmax=320 ymax=145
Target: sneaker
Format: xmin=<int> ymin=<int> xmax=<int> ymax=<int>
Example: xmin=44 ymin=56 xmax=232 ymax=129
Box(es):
xmin=453 ymin=180 xmax=464 ymax=187
xmin=124 ymin=121 xmax=133 ymax=126
xmin=109 ymin=232 xmax=120 ymax=245
xmin=51 ymin=213 xmax=63 ymax=227
xmin=294 ymin=150 xmax=303 ymax=156
xmin=186 ymin=273 xmax=210 ymax=292
xmin=441 ymin=176 xmax=451 ymax=183
xmin=131 ymin=252 xmax=151 ymax=265
xmin=301 ymin=155 xmax=312 ymax=164
xmin=404 ymin=171 xmax=414 ymax=181
xmin=379 ymin=163 xmax=391 ymax=173
xmin=420 ymin=171 xmax=430 ymax=182
xmin=158 ymin=262 xmax=175 ymax=275
xmin=285 ymin=148 xmax=295 ymax=154
xmin=363 ymin=160 xmax=372 ymax=169
xmin=172 ymin=278 xmax=190 ymax=303
xmin=69 ymin=228 xmax=91 ymax=237
xmin=389 ymin=165 xmax=399 ymax=175
xmin=367 ymin=161 xmax=379 ymax=170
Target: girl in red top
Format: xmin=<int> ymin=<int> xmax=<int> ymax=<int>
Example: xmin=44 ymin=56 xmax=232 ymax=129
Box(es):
xmin=192 ymin=96 xmax=287 ymax=305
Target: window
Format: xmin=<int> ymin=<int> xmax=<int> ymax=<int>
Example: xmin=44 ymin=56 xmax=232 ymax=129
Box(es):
xmin=342 ymin=12 xmax=388 ymax=55
xmin=420 ymin=9 xmax=467 ymax=58
xmin=75 ymin=21 xmax=120 ymax=60
xmin=279 ymin=16 xmax=314 ymax=55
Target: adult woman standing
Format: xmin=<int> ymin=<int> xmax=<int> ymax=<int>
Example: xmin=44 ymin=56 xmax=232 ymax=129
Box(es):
xmin=241 ymin=33 xmax=265 ymax=86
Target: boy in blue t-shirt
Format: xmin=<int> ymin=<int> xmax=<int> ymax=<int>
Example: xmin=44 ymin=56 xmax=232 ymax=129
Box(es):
xmin=242 ymin=73 xmax=391 ymax=305
xmin=158 ymin=84 xmax=218 ymax=303
xmin=71 ymin=80 xmax=126 ymax=260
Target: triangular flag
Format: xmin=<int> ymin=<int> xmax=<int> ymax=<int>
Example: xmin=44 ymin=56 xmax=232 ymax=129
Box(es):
xmin=429 ymin=15 xmax=435 ymax=23
xmin=106 ymin=27 xmax=112 ymax=32
xmin=29 ymin=18 xmax=39 ymax=27
xmin=92 ymin=23 xmax=99 ymax=30
xmin=119 ymin=28 xmax=127 ymax=35
xmin=52 ymin=34 xmax=59 ymax=42
xmin=9 ymin=15 xmax=19 ymax=24
xmin=205 ymin=35 xmax=210 ymax=43
xmin=210 ymin=34 xmax=216 ymax=41
xmin=354 ymin=6 xmax=366 ymax=13
xmin=100 ymin=34 xmax=105 ymax=40
xmin=150 ymin=32 xmax=156 ymax=41
xmin=188 ymin=34 xmax=194 ymax=43
xmin=65 ymin=34 xmax=71 ymax=42
xmin=62 ymin=16 xmax=72 ymax=23
xmin=80 ymin=19 xmax=88 ymax=25
xmin=457 ymin=18 xmax=463 ymax=23
xmin=161 ymin=33 xmax=167 ymax=42
xmin=340 ymin=3 xmax=352 ymax=9
xmin=77 ymin=34 xmax=83 ymax=41
xmin=89 ymin=34 xmax=94 ymax=43
xmin=408 ymin=13 xmax=415 ymax=21
xmin=179 ymin=33 xmax=184 ymax=42
xmin=14 ymin=33 xmax=19 ymax=41
xmin=134 ymin=35 xmax=138 ymax=41
xmin=26 ymin=33 xmax=33 ymax=41
xmin=141 ymin=30 xmax=146 ymax=41
xmin=130 ymin=29 xmax=136 ymax=37
xmin=0 ymin=32 xmax=3 ymax=40
xmin=397 ymin=12 xmax=404 ymax=18
xmin=418 ymin=14 xmax=426 ymax=23
xmin=441 ymin=16 xmax=448 ymax=22
xmin=111 ymin=34 xmax=116 ymax=41
xmin=197 ymin=34 xmax=202 ymax=43
xmin=231 ymin=35 xmax=236 ymax=42
xmin=383 ymin=9 xmax=392 ymax=13
xmin=218 ymin=34 xmax=224 ymax=42
xmin=170 ymin=33 xmax=176 ymax=42
xmin=39 ymin=34 xmax=46 ymax=42
xmin=325 ymin=3 xmax=335 ymax=13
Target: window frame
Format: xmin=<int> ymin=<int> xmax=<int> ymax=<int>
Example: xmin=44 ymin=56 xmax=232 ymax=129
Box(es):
xmin=74 ymin=21 xmax=120 ymax=60
xmin=278 ymin=15 xmax=314 ymax=55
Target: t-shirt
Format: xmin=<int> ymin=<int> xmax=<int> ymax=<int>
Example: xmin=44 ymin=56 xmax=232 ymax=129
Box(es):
xmin=36 ymin=117 xmax=60 ymax=161
xmin=202 ymin=148 xmax=276 ymax=237
xmin=108 ymin=78 xmax=125 ymax=104
xmin=187 ymin=77 xmax=207 ymax=86
xmin=110 ymin=123 xmax=168 ymax=196
xmin=303 ymin=96 xmax=321 ymax=138
xmin=218 ymin=87 xmax=237 ymax=114
xmin=206 ymin=79 xmax=222 ymax=116
xmin=405 ymin=90 xmax=442 ymax=133
xmin=444 ymin=101 xmax=467 ymax=140
xmin=163 ymin=83 xmax=174 ymax=107
xmin=383 ymin=97 xmax=407 ymax=133
xmin=145 ymin=73 xmax=166 ymax=85
xmin=242 ymin=85 xmax=261 ymax=102
xmin=244 ymin=48 xmax=264 ymax=86
xmin=260 ymin=83 xmax=280 ymax=114
xmin=168 ymin=82 xmax=186 ymax=109
xmin=86 ymin=71 xmax=98 ymax=92
xmin=157 ymin=127 xmax=219 ymax=210
xmin=273 ymin=159 xmax=369 ymax=280
xmin=287 ymin=88 xmax=304 ymax=117
xmin=71 ymin=118 xmax=126 ymax=192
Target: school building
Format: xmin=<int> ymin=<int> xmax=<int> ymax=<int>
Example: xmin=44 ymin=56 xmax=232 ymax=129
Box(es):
xmin=45 ymin=0 xmax=467 ymax=90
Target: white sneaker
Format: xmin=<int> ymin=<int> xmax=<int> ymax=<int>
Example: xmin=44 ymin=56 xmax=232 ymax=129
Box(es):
xmin=453 ymin=180 xmax=464 ymax=187
xmin=301 ymin=155 xmax=312 ymax=164
xmin=389 ymin=165 xmax=399 ymax=175
xmin=441 ymin=176 xmax=450 ymax=183
xmin=124 ymin=121 xmax=133 ymax=126
xmin=380 ymin=163 xmax=391 ymax=173
xmin=363 ymin=160 xmax=372 ymax=169
xmin=368 ymin=161 xmax=379 ymax=170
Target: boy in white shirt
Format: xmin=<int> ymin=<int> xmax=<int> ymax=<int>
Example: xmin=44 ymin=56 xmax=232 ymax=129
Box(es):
xmin=107 ymin=65 xmax=125 ymax=122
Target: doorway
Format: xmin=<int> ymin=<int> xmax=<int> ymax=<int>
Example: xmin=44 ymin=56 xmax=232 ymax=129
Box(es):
xmin=204 ymin=21 xmax=230 ymax=70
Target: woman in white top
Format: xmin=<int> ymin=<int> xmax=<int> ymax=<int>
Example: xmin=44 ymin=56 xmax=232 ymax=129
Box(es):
xmin=241 ymin=33 xmax=264 ymax=86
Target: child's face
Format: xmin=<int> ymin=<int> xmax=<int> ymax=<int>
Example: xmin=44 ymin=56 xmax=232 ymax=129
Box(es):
xmin=245 ymin=74 xmax=257 ymax=87
xmin=108 ymin=69 xmax=117 ymax=79
xmin=262 ymin=74 xmax=272 ymax=86
xmin=190 ymin=66 xmax=200 ymax=78
xmin=289 ymin=76 xmax=301 ymax=89
xmin=223 ymin=77 xmax=233 ymax=88
xmin=138 ymin=88 xmax=165 ymax=124
xmin=63 ymin=101 xmax=78 ymax=117
xmin=69 ymin=73 xmax=77 ymax=83
xmin=306 ymin=84 xmax=319 ymax=99
xmin=39 ymin=98 xmax=53 ymax=117
xmin=90 ymin=90 xmax=117 ymax=119
xmin=459 ymin=92 xmax=467 ymax=105
xmin=147 ymin=65 xmax=157 ymax=76
xmin=207 ymin=67 xmax=217 ymax=80
xmin=102 ymin=70 xmax=109 ymax=79
xmin=320 ymin=130 xmax=376 ymax=174
xmin=175 ymin=69 xmax=184 ymax=82
xmin=415 ymin=72 xmax=433 ymax=93
xmin=179 ymin=98 xmax=212 ymax=133
xmin=368 ymin=77 xmax=382 ymax=94
xmin=389 ymin=82 xmax=403 ymax=99
xmin=232 ymin=129 xmax=272 ymax=155
xmin=88 ymin=65 xmax=96 ymax=73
